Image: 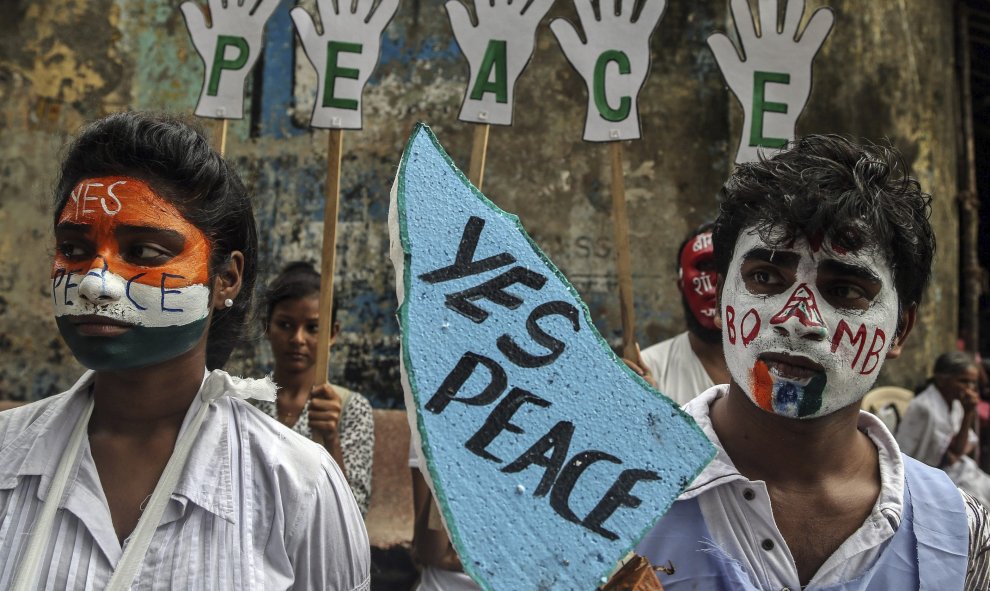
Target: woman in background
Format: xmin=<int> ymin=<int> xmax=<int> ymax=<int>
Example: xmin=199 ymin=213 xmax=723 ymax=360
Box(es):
xmin=257 ymin=262 xmax=374 ymax=516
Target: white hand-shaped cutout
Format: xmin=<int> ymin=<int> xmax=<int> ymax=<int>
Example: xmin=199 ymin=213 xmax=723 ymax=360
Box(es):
xmin=551 ymin=0 xmax=666 ymax=142
xmin=292 ymin=0 xmax=399 ymax=129
xmin=708 ymin=0 xmax=834 ymax=163
xmin=181 ymin=0 xmax=279 ymax=119
xmin=447 ymin=0 xmax=555 ymax=126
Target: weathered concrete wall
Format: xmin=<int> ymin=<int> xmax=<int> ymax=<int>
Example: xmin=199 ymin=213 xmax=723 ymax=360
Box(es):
xmin=0 ymin=0 xmax=958 ymax=404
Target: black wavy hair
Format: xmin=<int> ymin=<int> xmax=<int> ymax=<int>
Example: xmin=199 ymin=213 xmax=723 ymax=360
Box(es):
xmin=53 ymin=111 xmax=258 ymax=369
xmin=713 ymin=134 xmax=935 ymax=312
xmin=263 ymin=261 xmax=336 ymax=327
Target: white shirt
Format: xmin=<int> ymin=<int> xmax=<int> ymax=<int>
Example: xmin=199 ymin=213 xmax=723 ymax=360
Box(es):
xmin=0 ymin=371 xmax=370 ymax=590
xmin=643 ymin=385 xmax=988 ymax=590
xmin=640 ymin=332 xmax=715 ymax=406
xmin=897 ymin=383 xmax=990 ymax=508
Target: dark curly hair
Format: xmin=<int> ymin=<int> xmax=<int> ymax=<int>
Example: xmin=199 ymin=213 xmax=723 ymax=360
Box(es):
xmin=53 ymin=111 xmax=258 ymax=369
xmin=713 ymin=134 xmax=935 ymax=311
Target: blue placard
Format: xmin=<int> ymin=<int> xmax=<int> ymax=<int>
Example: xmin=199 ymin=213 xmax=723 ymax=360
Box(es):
xmin=390 ymin=124 xmax=714 ymax=591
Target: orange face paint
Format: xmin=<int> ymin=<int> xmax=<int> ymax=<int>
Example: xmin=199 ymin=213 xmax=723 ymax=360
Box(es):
xmin=750 ymin=360 xmax=774 ymax=413
xmin=54 ymin=177 xmax=211 ymax=287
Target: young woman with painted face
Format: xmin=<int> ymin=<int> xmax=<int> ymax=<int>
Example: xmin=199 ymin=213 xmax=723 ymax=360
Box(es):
xmin=635 ymin=135 xmax=990 ymax=590
xmin=897 ymin=351 xmax=990 ymax=507
xmin=255 ymin=261 xmax=375 ymax=516
xmin=0 ymin=112 xmax=369 ymax=590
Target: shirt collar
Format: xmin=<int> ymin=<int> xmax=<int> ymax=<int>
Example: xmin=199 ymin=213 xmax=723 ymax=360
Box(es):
xmin=0 ymin=369 xmax=249 ymax=525
xmin=678 ymin=384 xmax=905 ymax=522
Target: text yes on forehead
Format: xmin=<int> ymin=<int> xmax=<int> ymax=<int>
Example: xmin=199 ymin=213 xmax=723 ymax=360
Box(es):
xmin=68 ymin=180 xmax=127 ymax=218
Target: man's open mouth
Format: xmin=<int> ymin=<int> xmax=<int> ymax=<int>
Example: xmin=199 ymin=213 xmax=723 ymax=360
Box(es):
xmin=759 ymin=352 xmax=825 ymax=382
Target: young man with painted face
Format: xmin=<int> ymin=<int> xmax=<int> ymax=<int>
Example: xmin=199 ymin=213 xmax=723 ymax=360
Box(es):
xmin=0 ymin=112 xmax=369 ymax=589
xmin=635 ymin=135 xmax=990 ymax=590
xmin=639 ymin=223 xmax=730 ymax=405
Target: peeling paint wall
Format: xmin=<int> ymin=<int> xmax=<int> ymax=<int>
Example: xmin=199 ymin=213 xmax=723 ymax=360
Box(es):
xmin=0 ymin=0 xmax=959 ymax=405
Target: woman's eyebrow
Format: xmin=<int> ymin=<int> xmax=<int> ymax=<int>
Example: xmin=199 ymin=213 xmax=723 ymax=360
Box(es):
xmin=819 ymin=259 xmax=882 ymax=284
xmin=114 ymin=224 xmax=187 ymax=245
xmin=54 ymin=221 xmax=89 ymax=235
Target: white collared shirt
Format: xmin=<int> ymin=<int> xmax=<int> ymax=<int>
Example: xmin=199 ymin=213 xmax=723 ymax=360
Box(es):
xmin=664 ymin=385 xmax=990 ymax=590
xmin=0 ymin=371 xmax=370 ymax=590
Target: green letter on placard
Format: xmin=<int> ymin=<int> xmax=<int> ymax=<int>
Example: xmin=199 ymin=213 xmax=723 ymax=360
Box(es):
xmin=593 ymin=50 xmax=631 ymax=122
xmin=469 ymin=40 xmax=508 ymax=103
xmin=207 ymin=35 xmax=250 ymax=97
xmin=324 ymin=41 xmax=363 ymax=110
xmin=749 ymin=71 xmax=790 ymax=148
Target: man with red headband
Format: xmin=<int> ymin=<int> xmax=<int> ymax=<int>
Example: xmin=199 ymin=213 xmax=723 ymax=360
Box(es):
xmin=640 ymin=223 xmax=730 ymax=405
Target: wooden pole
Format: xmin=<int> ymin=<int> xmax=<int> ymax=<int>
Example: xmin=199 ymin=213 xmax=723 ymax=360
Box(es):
xmin=314 ymin=128 xmax=344 ymax=430
xmin=957 ymin=4 xmax=981 ymax=351
xmin=213 ymin=119 xmax=229 ymax=157
xmin=609 ymin=141 xmax=638 ymax=361
xmin=468 ymin=123 xmax=490 ymax=190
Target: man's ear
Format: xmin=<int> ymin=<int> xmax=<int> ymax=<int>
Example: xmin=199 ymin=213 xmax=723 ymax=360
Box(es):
xmin=886 ymin=303 xmax=917 ymax=359
xmin=212 ymin=251 xmax=245 ymax=310
xmin=713 ymin=274 xmax=725 ymax=329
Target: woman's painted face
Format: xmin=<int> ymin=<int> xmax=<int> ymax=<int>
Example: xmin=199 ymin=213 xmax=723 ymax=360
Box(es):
xmin=52 ymin=177 xmax=213 ymax=371
xmin=266 ymin=295 xmax=321 ymax=373
xmin=720 ymin=226 xmax=901 ymax=419
xmin=679 ymin=231 xmax=717 ymax=330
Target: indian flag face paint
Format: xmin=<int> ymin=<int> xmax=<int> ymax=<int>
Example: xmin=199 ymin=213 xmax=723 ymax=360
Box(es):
xmin=52 ymin=177 xmax=213 ymax=371
xmin=720 ymin=226 xmax=900 ymax=419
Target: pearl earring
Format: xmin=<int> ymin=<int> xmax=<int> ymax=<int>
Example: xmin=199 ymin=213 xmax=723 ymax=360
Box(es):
xmin=224 ymin=298 xmax=234 ymax=308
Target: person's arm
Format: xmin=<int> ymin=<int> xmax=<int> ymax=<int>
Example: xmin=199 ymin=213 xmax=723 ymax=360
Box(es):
xmin=411 ymin=466 xmax=464 ymax=571
xmin=947 ymin=387 xmax=981 ymax=466
xmin=309 ymin=384 xmax=347 ymax=478
xmin=338 ymin=394 xmax=374 ymax=517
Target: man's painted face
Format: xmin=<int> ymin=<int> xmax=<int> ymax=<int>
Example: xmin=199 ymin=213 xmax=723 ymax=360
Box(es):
xmin=679 ymin=231 xmax=717 ymax=330
xmin=720 ymin=226 xmax=900 ymax=419
xmin=52 ymin=177 xmax=213 ymax=371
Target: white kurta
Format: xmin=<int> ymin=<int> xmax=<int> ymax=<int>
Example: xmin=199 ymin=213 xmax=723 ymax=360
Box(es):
xmin=640 ymin=331 xmax=715 ymax=406
xmin=0 ymin=371 xmax=370 ymax=590
xmin=896 ymin=383 xmax=990 ymax=507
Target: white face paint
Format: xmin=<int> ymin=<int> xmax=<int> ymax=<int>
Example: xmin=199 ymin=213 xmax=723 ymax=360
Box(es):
xmin=720 ymin=226 xmax=900 ymax=419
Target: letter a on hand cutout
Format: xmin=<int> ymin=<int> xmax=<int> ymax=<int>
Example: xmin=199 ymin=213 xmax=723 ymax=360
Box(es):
xmin=707 ymin=0 xmax=834 ymax=163
xmin=292 ymin=0 xmax=400 ymax=129
xmin=181 ymin=0 xmax=280 ymax=119
xmin=447 ymin=0 xmax=556 ymax=126
xmin=551 ymin=0 xmax=666 ymax=142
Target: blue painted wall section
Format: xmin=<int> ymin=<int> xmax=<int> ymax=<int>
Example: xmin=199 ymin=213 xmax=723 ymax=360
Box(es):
xmin=257 ymin=0 xmax=304 ymax=139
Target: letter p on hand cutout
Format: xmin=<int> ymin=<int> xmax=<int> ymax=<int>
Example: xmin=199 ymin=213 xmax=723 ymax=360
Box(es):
xmin=707 ymin=0 xmax=834 ymax=163
xmin=181 ymin=0 xmax=280 ymax=119
xmin=292 ymin=0 xmax=399 ymax=129
xmin=551 ymin=0 xmax=666 ymax=142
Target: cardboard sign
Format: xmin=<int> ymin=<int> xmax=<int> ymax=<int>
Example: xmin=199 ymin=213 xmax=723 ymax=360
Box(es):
xmin=291 ymin=0 xmax=399 ymax=129
xmin=447 ymin=0 xmax=555 ymax=126
xmin=389 ymin=124 xmax=714 ymax=591
xmin=550 ymin=0 xmax=667 ymax=142
xmin=181 ymin=0 xmax=280 ymax=119
xmin=707 ymin=0 xmax=834 ymax=163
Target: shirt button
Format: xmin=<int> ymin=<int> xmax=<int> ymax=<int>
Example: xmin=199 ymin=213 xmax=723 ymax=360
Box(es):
xmin=781 ymin=588 xmax=791 ymax=591
xmin=743 ymin=488 xmax=755 ymax=500
xmin=761 ymin=539 xmax=775 ymax=551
